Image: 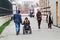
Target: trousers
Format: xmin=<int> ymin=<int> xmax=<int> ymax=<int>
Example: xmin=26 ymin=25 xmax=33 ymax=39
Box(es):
xmin=15 ymin=23 xmax=20 ymax=33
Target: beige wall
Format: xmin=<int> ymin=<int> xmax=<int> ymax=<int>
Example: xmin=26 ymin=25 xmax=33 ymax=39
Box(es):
xmin=39 ymin=0 xmax=50 ymax=15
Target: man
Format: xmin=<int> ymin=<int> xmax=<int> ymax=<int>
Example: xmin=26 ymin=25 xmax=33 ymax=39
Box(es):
xmin=47 ymin=11 xmax=53 ymax=29
xmin=13 ymin=10 xmax=22 ymax=35
xmin=30 ymin=9 xmax=34 ymax=17
xmin=36 ymin=9 xmax=42 ymax=29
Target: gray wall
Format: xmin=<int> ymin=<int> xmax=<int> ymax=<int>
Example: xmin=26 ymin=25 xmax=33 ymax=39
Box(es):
xmin=58 ymin=0 xmax=60 ymax=27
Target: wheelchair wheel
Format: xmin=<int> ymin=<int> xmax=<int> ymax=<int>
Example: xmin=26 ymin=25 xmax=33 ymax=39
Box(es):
xmin=23 ymin=27 xmax=25 ymax=34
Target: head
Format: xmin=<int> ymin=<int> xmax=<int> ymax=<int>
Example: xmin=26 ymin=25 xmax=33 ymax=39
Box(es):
xmin=17 ymin=10 xmax=20 ymax=14
xmin=37 ymin=9 xmax=40 ymax=11
xmin=25 ymin=17 xmax=28 ymax=20
xmin=24 ymin=17 xmax=29 ymax=23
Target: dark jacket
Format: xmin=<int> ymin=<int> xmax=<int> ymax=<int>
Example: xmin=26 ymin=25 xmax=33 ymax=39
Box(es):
xmin=36 ymin=11 xmax=42 ymax=20
xmin=13 ymin=13 xmax=22 ymax=24
xmin=49 ymin=15 xmax=53 ymax=24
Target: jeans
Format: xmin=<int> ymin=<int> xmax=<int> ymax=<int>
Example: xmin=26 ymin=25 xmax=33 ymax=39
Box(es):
xmin=37 ymin=20 xmax=41 ymax=29
xmin=15 ymin=23 xmax=20 ymax=33
xmin=29 ymin=14 xmax=32 ymax=18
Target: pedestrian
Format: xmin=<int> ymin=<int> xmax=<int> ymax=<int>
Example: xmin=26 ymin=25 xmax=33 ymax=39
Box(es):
xmin=29 ymin=9 xmax=34 ymax=18
xmin=36 ymin=9 xmax=42 ymax=29
xmin=13 ymin=10 xmax=22 ymax=35
xmin=46 ymin=11 xmax=53 ymax=29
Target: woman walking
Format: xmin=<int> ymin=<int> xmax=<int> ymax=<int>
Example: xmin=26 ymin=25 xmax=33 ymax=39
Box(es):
xmin=36 ymin=10 xmax=42 ymax=29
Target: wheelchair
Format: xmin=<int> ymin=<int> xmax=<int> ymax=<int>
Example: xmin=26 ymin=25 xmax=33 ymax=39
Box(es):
xmin=23 ymin=25 xmax=32 ymax=34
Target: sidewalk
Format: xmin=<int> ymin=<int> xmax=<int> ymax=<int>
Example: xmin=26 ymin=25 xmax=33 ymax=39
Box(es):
xmin=0 ymin=16 xmax=60 ymax=40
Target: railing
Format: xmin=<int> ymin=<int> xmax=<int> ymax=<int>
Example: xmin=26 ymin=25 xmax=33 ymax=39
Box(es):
xmin=0 ymin=7 xmax=13 ymax=16
xmin=0 ymin=7 xmax=12 ymax=11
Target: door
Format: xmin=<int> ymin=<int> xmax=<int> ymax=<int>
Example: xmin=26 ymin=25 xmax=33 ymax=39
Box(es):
xmin=56 ymin=2 xmax=58 ymax=26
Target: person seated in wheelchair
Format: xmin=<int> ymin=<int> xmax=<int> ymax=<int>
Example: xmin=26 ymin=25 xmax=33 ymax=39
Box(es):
xmin=22 ymin=17 xmax=32 ymax=34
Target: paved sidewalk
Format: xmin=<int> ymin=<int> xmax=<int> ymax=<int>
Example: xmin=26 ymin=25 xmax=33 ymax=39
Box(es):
xmin=0 ymin=16 xmax=60 ymax=40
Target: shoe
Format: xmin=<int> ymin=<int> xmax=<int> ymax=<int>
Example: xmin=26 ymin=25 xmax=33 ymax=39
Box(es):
xmin=38 ymin=27 xmax=40 ymax=29
xmin=16 ymin=32 xmax=19 ymax=35
xmin=48 ymin=27 xmax=49 ymax=29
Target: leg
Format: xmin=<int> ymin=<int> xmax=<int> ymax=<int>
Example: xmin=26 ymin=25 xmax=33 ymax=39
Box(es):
xmin=15 ymin=23 xmax=19 ymax=35
xmin=48 ymin=23 xmax=50 ymax=28
xmin=39 ymin=20 xmax=41 ymax=28
xmin=38 ymin=20 xmax=41 ymax=29
xmin=48 ymin=23 xmax=52 ymax=29
xmin=29 ymin=26 xmax=32 ymax=34
xmin=50 ymin=24 xmax=52 ymax=29
xmin=37 ymin=20 xmax=40 ymax=29
xmin=18 ymin=24 xmax=20 ymax=34
xmin=15 ymin=23 xmax=20 ymax=35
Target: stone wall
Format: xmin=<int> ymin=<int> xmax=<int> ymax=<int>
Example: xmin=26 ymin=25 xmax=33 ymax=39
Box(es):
xmin=0 ymin=15 xmax=11 ymax=26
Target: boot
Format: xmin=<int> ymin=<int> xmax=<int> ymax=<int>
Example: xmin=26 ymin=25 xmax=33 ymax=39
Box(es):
xmin=38 ymin=26 xmax=40 ymax=29
xmin=16 ymin=32 xmax=19 ymax=35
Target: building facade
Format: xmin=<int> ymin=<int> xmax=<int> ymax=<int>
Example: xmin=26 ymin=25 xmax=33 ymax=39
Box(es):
xmin=0 ymin=0 xmax=12 ymax=26
xmin=39 ymin=0 xmax=60 ymax=27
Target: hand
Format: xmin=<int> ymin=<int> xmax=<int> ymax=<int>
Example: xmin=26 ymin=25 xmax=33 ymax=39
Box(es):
xmin=22 ymin=23 xmax=24 ymax=25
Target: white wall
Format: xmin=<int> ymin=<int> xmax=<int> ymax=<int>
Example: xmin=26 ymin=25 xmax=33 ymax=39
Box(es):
xmin=58 ymin=0 xmax=60 ymax=27
xmin=12 ymin=5 xmax=16 ymax=14
xmin=49 ymin=0 xmax=56 ymax=25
